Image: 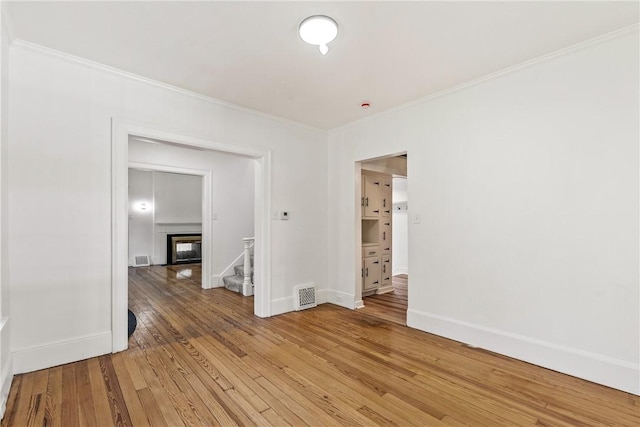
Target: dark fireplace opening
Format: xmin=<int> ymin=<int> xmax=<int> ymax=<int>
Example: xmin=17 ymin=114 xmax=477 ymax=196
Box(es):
xmin=166 ymin=233 xmax=202 ymax=265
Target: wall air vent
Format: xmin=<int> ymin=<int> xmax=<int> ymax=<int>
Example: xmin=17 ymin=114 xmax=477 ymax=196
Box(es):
xmin=133 ymin=255 xmax=151 ymax=267
xmin=294 ymin=283 xmax=317 ymax=311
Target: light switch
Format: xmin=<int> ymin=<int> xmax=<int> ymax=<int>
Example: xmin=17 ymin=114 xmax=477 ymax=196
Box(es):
xmin=413 ymin=213 xmax=421 ymax=224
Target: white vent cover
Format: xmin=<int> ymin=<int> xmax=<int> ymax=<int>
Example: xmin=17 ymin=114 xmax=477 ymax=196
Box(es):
xmin=294 ymin=283 xmax=317 ymax=311
xmin=133 ymin=255 xmax=150 ymax=267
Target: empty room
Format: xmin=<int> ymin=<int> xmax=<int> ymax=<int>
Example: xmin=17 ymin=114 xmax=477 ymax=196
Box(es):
xmin=0 ymin=1 xmax=638 ymax=426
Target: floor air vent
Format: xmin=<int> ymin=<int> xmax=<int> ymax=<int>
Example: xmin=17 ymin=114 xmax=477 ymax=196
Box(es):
xmin=133 ymin=255 xmax=151 ymax=267
xmin=294 ymin=284 xmax=317 ymax=311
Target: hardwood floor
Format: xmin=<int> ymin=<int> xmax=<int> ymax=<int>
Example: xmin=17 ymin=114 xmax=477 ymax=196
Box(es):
xmin=360 ymin=275 xmax=408 ymax=326
xmin=2 ymin=265 xmax=639 ymax=426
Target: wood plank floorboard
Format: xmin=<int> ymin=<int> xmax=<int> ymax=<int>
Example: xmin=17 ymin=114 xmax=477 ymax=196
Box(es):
xmin=2 ymin=265 xmax=638 ymax=426
xmin=360 ymin=275 xmax=408 ymax=326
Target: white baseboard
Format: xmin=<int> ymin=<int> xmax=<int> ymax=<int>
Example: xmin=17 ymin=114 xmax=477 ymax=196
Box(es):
xmin=210 ymin=275 xmax=224 ymax=288
xmin=0 ymin=367 xmax=12 ymax=420
xmin=392 ymin=267 xmax=408 ymax=276
xmin=355 ymin=299 xmax=365 ymax=309
xmin=12 ymin=332 xmax=112 ymax=375
xmin=0 ymin=373 xmax=13 ymax=420
xmin=316 ymin=289 xmax=329 ymax=305
xmin=0 ymin=317 xmax=12 ymax=420
xmin=271 ymin=296 xmax=294 ymax=316
xmin=271 ymin=289 xmax=332 ymax=316
xmin=324 ymin=290 xmax=356 ymax=309
xmin=407 ymin=308 xmax=640 ymax=395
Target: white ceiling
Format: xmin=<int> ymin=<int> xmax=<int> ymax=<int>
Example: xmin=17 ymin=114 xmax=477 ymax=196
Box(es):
xmin=6 ymin=1 xmax=639 ymax=130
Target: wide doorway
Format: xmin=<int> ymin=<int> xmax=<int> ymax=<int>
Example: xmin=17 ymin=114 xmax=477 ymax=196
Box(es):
xmin=357 ymin=155 xmax=408 ymax=325
xmin=112 ymin=121 xmax=271 ymax=352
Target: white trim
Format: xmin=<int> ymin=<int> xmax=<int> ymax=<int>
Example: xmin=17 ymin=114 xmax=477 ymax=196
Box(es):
xmin=316 ymin=289 xmax=329 ymax=305
xmin=407 ymin=308 xmax=640 ymax=395
xmin=392 ymin=268 xmax=408 ymax=276
xmin=0 ymin=317 xmax=12 ymax=419
xmin=1 ymin=3 xmax=15 ymax=44
xmin=0 ymin=370 xmax=11 ymax=420
xmin=210 ymin=275 xmax=224 ymax=288
xmin=8 ymin=24 xmax=638 ymax=136
xmin=112 ymin=119 xmax=273 ymax=352
xmin=215 ymin=241 xmax=255 ymax=287
xmin=254 ymin=152 xmax=271 ymax=318
xmin=217 ymin=252 xmax=245 ymax=282
xmin=327 ymin=290 xmax=356 ymax=309
xmin=272 ymin=291 xmax=330 ymax=316
xmin=271 ymin=296 xmax=294 ymax=316
xmin=330 ymin=24 xmax=640 ymax=135
xmin=354 ymin=162 xmax=363 ymax=309
xmin=12 ymin=332 xmax=112 ymax=375
xmin=12 ymin=39 xmax=322 ymax=133
xmin=128 ymin=161 xmax=212 ymax=289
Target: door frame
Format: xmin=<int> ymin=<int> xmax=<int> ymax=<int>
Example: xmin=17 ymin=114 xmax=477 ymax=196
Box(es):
xmin=354 ymin=152 xmax=408 ymax=311
xmin=111 ymin=118 xmax=272 ymax=352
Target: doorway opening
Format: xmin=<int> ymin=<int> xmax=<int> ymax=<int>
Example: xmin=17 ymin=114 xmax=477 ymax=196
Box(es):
xmin=112 ymin=120 xmax=272 ymax=353
xmin=355 ymin=153 xmax=408 ymax=326
xmin=128 ymin=165 xmax=206 ymax=267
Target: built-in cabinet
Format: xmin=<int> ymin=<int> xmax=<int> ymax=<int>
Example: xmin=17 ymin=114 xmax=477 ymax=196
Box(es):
xmin=361 ymin=171 xmax=393 ymax=296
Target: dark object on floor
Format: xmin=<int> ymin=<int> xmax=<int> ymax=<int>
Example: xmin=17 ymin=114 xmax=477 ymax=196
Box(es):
xmin=128 ymin=309 xmax=137 ymax=337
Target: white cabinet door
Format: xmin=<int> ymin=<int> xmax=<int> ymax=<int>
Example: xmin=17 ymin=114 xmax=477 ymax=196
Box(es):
xmin=381 ymin=178 xmax=392 ymax=217
xmin=381 ymin=255 xmax=391 ymax=287
xmin=363 ymin=256 xmax=381 ymax=291
xmin=363 ymin=176 xmax=382 ymax=217
xmin=379 ymin=220 xmax=391 ymax=255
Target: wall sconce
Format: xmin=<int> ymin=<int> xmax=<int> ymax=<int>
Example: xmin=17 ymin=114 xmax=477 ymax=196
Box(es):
xmin=135 ymin=201 xmax=153 ymax=213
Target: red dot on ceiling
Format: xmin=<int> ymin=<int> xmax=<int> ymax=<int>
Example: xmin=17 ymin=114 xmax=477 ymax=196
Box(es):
xmin=361 ymin=102 xmax=370 ymax=109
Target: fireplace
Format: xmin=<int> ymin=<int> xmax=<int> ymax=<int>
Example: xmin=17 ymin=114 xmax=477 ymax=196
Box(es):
xmin=166 ymin=233 xmax=202 ymax=265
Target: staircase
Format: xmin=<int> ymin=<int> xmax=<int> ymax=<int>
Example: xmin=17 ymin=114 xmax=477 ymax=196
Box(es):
xmin=222 ymin=255 xmax=253 ymax=293
xmin=222 ymin=237 xmax=254 ymax=296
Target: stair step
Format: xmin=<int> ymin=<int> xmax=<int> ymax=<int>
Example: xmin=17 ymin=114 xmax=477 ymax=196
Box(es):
xmin=223 ymin=274 xmax=244 ymax=293
xmin=234 ymin=265 xmax=254 ymax=277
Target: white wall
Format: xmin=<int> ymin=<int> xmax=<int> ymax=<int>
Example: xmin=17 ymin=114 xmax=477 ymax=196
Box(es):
xmin=392 ymin=178 xmax=408 ymax=275
xmin=127 ymin=169 xmax=156 ymax=265
xmin=0 ymin=4 xmax=11 ymax=417
xmin=129 ymin=140 xmax=255 ymax=275
xmin=328 ymin=29 xmax=639 ymax=394
xmin=129 ymin=168 xmax=206 ymax=266
xmin=8 ymin=42 xmax=327 ymax=374
xmin=151 ymin=170 xmax=203 ymax=266
xmin=153 ymin=171 xmax=202 ymax=224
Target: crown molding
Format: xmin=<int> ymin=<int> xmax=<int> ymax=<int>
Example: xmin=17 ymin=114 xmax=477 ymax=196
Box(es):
xmin=330 ymin=23 xmax=640 ymax=135
xmin=10 ymin=38 xmax=325 ymax=135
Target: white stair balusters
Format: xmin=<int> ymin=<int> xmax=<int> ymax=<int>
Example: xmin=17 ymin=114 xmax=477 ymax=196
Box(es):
xmin=242 ymin=237 xmax=255 ymax=296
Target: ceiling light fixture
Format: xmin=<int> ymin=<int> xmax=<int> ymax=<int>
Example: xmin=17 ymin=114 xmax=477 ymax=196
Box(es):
xmin=299 ymin=15 xmax=338 ymax=55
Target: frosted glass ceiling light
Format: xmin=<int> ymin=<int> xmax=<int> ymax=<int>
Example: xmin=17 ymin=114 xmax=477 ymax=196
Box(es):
xmin=299 ymin=15 xmax=338 ymax=55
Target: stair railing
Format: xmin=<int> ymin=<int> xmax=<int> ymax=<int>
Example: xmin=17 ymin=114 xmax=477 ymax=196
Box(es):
xmin=242 ymin=237 xmax=255 ymax=296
